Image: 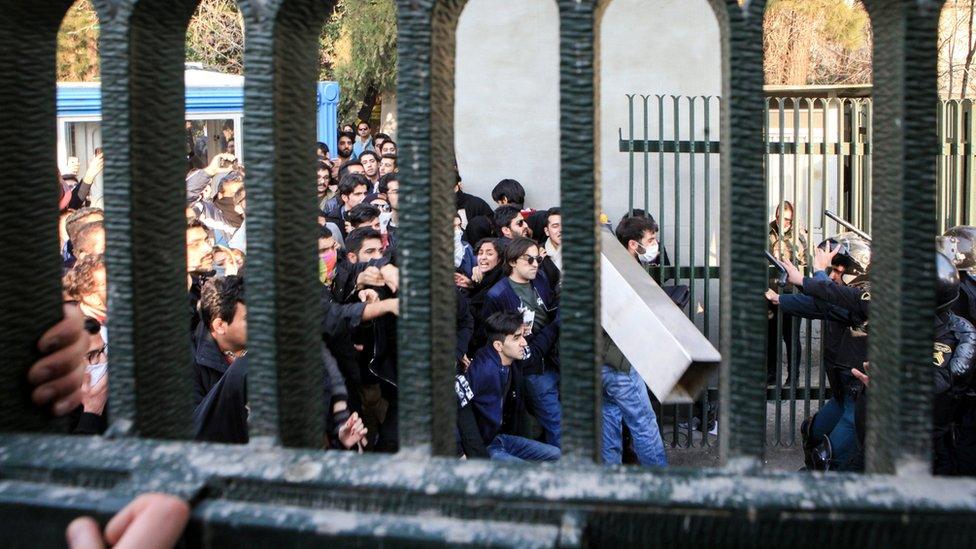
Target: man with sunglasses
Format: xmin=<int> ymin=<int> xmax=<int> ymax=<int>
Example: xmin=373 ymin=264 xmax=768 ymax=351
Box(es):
xmin=493 ymin=205 xmax=530 ymax=242
xmin=353 ymin=121 xmax=374 ymax=158
xmin=767 ymin=235 xmax=870 ymax=471
xmin=482 ymin=237 xmax=561 ymax=448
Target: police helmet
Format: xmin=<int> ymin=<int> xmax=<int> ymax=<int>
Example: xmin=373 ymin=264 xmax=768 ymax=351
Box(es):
xmin=937 ymin=250 xmax=960 ymax=311
xmin=940 ymin=226 xmax=976 ymax=273
xmin=820 ymin=233 xmax=871 ymax=284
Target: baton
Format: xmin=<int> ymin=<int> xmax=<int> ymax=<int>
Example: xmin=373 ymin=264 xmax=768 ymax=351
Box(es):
xmin=824 ymin=210 xmax=871 ymax=242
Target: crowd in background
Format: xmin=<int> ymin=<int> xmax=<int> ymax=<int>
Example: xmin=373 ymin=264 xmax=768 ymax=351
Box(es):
xmin=54 ymin=118 xmax=684 ymax=464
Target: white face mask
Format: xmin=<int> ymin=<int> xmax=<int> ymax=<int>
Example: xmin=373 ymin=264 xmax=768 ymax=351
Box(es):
xmin=86 ymin=362 xmax=108 ymax=386
xmin=379 ymin=211 xmax=393 ymax=231
xmin=637 ymin=242 xmax=659 ymax=263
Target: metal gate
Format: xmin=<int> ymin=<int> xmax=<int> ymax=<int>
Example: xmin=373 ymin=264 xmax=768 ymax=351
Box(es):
xmin=1 ymin=1 xmax=975 ymax=546
xmin=621 ymin=91 xmax=976 ymax=452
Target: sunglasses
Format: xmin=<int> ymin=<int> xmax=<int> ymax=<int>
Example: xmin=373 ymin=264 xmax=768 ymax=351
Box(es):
xmin=520 ymin=254 xmax=542 ymax=265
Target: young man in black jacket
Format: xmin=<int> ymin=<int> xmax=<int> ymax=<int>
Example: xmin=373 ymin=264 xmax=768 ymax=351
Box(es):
xmin=192 ymin=275 xmax=247 ymax=409
xmin=193 ymin=276 xmax=368 ymax=448
xmin=457 ymin=311 xmax=560 ymax=462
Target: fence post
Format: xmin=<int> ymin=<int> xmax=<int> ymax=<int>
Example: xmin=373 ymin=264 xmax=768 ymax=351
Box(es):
xmin=713 ymin=0 xmax=768 ymax=468
xmin=864 ymin=0 xmax=941 ymax=475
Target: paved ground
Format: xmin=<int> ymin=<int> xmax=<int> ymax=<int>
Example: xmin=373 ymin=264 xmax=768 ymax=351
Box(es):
xmin=663 ymin=400 xmax=813 ymax=471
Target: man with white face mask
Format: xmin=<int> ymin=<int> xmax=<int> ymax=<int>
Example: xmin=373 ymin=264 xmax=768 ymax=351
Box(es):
xmin=616 ymin=214 xmax=659 ymax=264
xmin=616 ymin=213 xmax=689 ymax=311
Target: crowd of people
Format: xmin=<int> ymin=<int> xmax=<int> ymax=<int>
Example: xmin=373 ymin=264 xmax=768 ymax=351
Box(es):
xmin=52 ymin=115 xmax=976 ymax=475
xmin=53 ymin=119 xmax=686 ymax=465
xmin=55 ymin=117 xmax=976 ymax=476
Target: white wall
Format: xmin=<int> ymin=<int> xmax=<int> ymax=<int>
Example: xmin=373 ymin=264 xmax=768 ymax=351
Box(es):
xmin=599 ymin=0 xmax=721 ymax=257
xmin=455 ymin=0 xmax=721 ymax=219
xmin=455 ymin=0 xmax=560 ymax=209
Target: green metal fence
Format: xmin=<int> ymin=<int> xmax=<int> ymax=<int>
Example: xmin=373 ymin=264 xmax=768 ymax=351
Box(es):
xmin=621 ymin=94 xmax=976 ymax=450
xmin=2 ymin=1 xmax=975 ymax=546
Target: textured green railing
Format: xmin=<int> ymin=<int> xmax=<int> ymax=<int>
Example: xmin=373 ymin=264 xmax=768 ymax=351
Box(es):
xmin=1 ymin=0 xmax=975 ymax=546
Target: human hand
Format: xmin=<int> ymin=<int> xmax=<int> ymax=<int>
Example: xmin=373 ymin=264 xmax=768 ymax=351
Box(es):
xmin=338 ymin=411 xmax=368 ymax=451
xmin=765 ymin=289 xmax=780 ymax=305
xmin=380 ymin=264 xmax=399 ymax=294
xmin=814 ymin=241 xmax=840 ymax=273
xmin=454 ymin=272 xmax=472 ymax=288
xmin=29 ymin=304 xmax=87 ymax=416
xmin=383 ymin=298 xmax=399 ymax=317
xmin=66 ymin=157 xmax=80 ymax=176
xmin=66 ymin=493 xmax=190 ymax=549
xmin=357 ymin=266 xmax=384 ymax=288
xmin=81 ymin=153 xmax=104 ymax=184
xmin=471 ymin=266 xmax=483 ymax=284
xmin=205 ymin=153 xmax=236 ymax=176
xmin=80 ymin=372 xmax=108 ymax=416
xmin=461 ymin=354 xmax=471 ymax=371
xmin=851 ymin=362 xmax=870 ymax=387
xmin=359 ymin=289 xmax=379 ymax=303
xmin=780 ymin=258 xmax=804 ymax=287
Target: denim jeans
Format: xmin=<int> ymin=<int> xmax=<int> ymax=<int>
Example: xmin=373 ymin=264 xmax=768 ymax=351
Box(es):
xmin=810 ymin=394 xmax=858 ymax=470
xmin=487 ymin=434 xmax=561 ymax=462
xmin=601 ymin=365 xmax=667 ymax=466
xmin=523 ymin=370 xmax=562 ymax=448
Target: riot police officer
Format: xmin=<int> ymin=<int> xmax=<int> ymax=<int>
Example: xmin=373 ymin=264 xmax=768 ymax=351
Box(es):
xmin=935 ymin=234 xmax=976 ymax=475
xmin=942 ymin=226 xmax=976 ymax=324
xmin=766 ymin=233 xmax=870 ymax=471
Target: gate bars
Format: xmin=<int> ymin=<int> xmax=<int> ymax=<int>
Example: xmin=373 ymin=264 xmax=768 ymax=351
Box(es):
xmin=0 ymin=0 xmax=975 ymax=546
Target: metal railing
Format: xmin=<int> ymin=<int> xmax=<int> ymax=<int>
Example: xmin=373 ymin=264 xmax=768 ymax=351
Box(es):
xmin=1 ymin=1 xmax=974 ymax=545
xmin=621 ymin=94 xmax=976 ymax=450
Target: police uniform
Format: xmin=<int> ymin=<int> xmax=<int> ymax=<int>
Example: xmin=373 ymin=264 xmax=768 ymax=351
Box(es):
xmin=932 ymin=311 xmax=976 ymax=475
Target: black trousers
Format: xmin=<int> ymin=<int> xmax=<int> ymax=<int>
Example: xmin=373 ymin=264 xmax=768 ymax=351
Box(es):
xmin=766 ymin=304 xmax=801 ymax=384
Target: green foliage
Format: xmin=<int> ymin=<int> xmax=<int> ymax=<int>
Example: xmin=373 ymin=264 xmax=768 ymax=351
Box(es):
xmin=185 ymin=0 xmax=245 ymax=75
xmin=767 ymin=0 xmax=870 ymax=50
xmin=323 ymin=0 xmax=398 ymax=124
xmin=56 ymin=0 xmax=397 ymax=123
xmin=57 ymin=1 xmax=100 ymax=81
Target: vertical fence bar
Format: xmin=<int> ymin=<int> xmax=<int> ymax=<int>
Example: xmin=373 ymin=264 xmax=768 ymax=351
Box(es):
xmin=243 ymin=1 xmax=333 ymax=447
xmin=837 ymin=98 xmax=846 ymax=222
xmin=774 ymin=97 xmax=785 ymax=447
xmin=643 ymin=95 xmax=651 ymax=215
xmin=672 ymin=95 xmax=681 ymax=284
xmin=851 ymin=99 xmax=863 ymax=229
xmin=865 ymin=98 xmax=873 ymax=234
xmin=627 ymin=94 xmax=635 ymax=216
xmin=719 ymin=2 xmax=768 ymax=466
xmin=702 ymin=95 xmax=713 ymax=447
xmin=788 ymin=97 xmax=801 ymax=446
xmin=0 ymin=2 xmax=73 ymax=432
xmin=955 ymin=100 xmax=966 ymax=227
xmin=804 ymin=98 xmax=816 ymax=423
xmin=864 ymin=0 xmax=939 ymax=474
xmin=658 ymin=95 xmax=666 ymax=237
xmin=819 ymin=98 xmax=830 ymax=409
xmin=394 ymin=0 xmax=460 ymax=454
xmin=556 ymin=0 xmax=599 ymax=461
xmin=945 ymin=100 xmax=951 ymax=231
xmin=688 ymin=96 xmax=697 ymax=320
xmin=966 ymin=99 xmax=976 ymax=225
xmin=687 ymin=96 xmax=698 ymax=446
xmin=937 ymin=100 xmax=946 ymax=233
xmin=674 ymin=80 xmax=687 ymax=443
xmin=100 ymin=1 xmax=198 ymax=439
